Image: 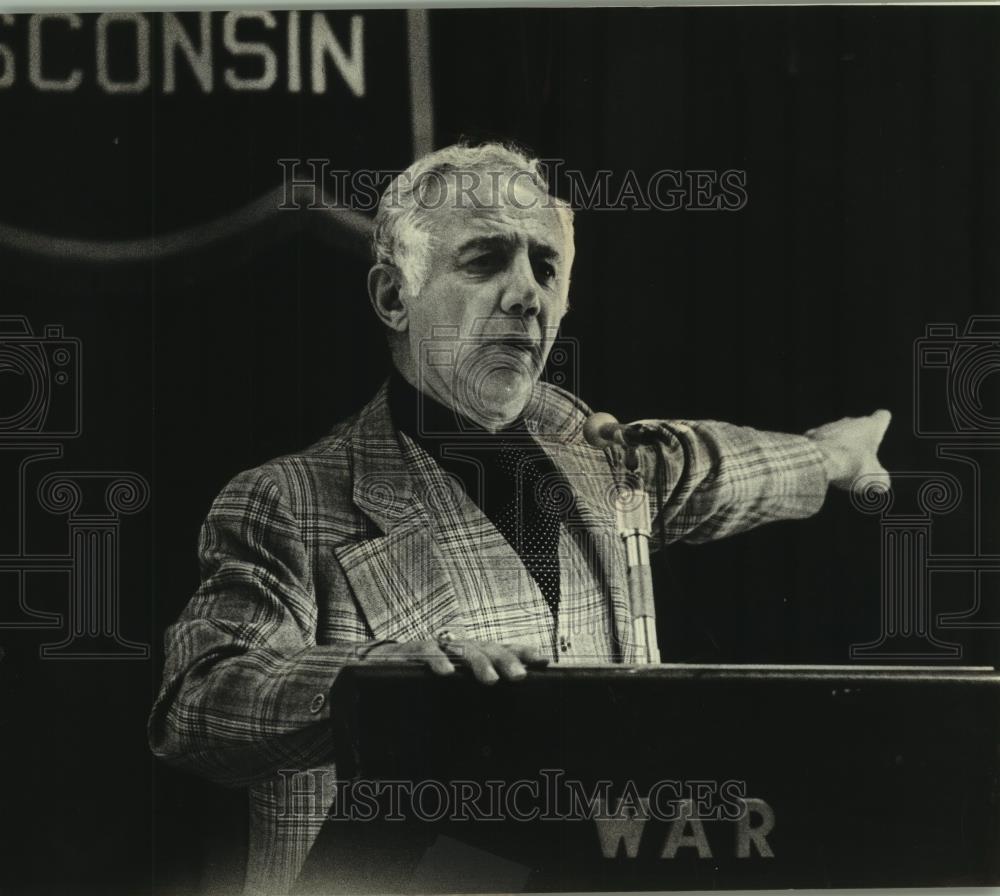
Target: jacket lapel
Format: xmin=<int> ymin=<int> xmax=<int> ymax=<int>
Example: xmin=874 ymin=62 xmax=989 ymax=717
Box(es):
xmin=534 ymin=436 xmax=634 ymax=662
xmin=335 ymin=380 xmax=633 ymax=658
xmin=332 ymin=385 xmax=468 ymax=642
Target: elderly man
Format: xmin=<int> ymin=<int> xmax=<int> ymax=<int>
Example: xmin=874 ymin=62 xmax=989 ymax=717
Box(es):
xmin=149 ymin=142 xmax=890 ymax=895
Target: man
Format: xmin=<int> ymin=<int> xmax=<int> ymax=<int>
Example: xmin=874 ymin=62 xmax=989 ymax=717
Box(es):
xmin=148 ymin=142 xmax=890 ymax=895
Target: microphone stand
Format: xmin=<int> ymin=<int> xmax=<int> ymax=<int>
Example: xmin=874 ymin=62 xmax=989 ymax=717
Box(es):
xmin=615 ymin=442 xmax=661 ymax=665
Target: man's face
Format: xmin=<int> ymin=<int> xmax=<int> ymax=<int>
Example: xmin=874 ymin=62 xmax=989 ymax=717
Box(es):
xmin=403 ymin=177 xmax=573 ymax=430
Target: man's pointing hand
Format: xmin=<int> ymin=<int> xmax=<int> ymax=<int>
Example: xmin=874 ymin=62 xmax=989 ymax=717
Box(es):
xmin=805 ymin=409 xmax=892 ymax=494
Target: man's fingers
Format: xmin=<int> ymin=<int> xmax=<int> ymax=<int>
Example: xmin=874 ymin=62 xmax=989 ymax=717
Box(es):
xmin=852 ymin=464 xmax=892 ymax=495
xmin=450 ymin=642 xmax=501 ymax=685
xmin=859 ymin=411 xmax=892 ymax=492
xmin=372 ymin=639 xmax=543 ymax=684
xmin=361 ymin=641 xmax=456 ymax=676
xmin=869 ymin=408 xmax=892 ymax=442
xmin=481 ymin=643 xmax=528 ymax=681
xmin=422 ymin=645 xmax=457 ymax=677
xmin=445 ymin=641 xmax=543 ymax=683
xmin=506 ymin=643 xmax=550 ymax=668
xmin=873 ymin=465 xmax=892 ymax=491
xmin=399 ymin=641 xmax=457 ymax=676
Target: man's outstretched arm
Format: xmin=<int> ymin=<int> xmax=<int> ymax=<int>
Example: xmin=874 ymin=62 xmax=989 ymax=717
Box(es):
xmin=635 ymin=409 xmax=891 ymax=547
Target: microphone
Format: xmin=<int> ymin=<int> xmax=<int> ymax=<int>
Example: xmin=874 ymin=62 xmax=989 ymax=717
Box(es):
xmin=583 ymin=413 xmax=663 ymax=450
xmin=582 ymin=410 xmax=661 ymax=665
xmin=582 ymin=412 xmax=624 ymax=448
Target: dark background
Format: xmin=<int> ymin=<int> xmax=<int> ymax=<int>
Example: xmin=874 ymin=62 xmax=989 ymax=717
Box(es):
xmin=0 ymin=7 xmax=998 ymax=894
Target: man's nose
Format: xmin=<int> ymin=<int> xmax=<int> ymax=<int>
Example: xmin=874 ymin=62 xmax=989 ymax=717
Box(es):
xmin=500 ymin=254 xmax=541 ymax=318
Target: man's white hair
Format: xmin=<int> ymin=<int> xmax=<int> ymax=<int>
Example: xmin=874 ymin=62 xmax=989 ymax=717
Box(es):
xmin=371 ymin=141 xmax=574 ymax=296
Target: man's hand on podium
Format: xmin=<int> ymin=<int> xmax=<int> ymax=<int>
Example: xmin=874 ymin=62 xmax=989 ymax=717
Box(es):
xmin=361 ymin=639 xmax=549 ymax=685
xmin=805 ymin=409 xmax=892 ymax=495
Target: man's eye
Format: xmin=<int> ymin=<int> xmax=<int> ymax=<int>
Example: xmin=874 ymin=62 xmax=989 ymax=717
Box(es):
xmin=534 ymin=260 xmax=557 ymax=284
xmin=467 ymin=253 xmax=500 ymax=272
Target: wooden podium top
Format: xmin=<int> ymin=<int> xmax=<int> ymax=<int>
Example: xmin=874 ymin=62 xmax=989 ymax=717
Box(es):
xmin=339 ymin=661 xmax=999 ymax=685
xmin=328 ymin=661 xmax=1000 ymax=779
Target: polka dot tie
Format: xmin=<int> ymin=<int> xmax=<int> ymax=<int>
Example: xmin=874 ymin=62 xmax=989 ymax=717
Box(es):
xmin=496 ymin=439 xmax=562 ymax=617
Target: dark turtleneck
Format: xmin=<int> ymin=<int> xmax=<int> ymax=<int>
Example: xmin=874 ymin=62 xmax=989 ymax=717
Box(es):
xmin=388 ymin=371 xmax=564 ymax=617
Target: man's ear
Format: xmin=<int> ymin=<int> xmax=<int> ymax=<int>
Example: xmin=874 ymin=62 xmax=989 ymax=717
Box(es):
xmin=367 ymin=264 xmax=409 ymax=333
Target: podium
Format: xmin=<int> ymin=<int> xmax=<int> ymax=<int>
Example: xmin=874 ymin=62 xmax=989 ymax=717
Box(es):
xmin=295 ymin=664 xmax=1000 ymax=893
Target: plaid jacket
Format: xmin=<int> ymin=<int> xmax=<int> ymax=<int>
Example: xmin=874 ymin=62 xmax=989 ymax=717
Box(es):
xmin=148 ymin=380 xmax=829 ymax=895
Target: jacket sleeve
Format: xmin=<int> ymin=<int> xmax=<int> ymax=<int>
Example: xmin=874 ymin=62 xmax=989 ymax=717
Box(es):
xmin=147 ymin=466 xmax=365 ymax=788
xmin=633 ymin=419 xmax=831 ymax=549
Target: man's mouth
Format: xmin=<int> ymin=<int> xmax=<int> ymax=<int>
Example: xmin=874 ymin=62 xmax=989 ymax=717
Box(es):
xmin=485 ymin=337 xmax=542 ymax=366
xmin=488 ymin=335 xmax=539 ymax=353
